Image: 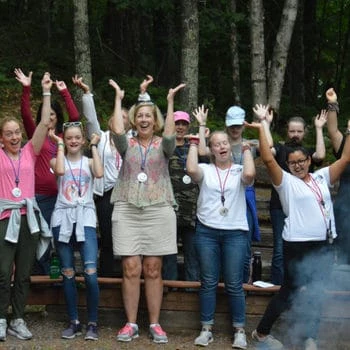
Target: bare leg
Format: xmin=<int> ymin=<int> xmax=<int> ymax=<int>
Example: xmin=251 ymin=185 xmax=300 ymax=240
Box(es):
xmin=143 ymin=256 xmax=163 ymax=324
xmin=121 ymin=256 xmax=142 ymax=323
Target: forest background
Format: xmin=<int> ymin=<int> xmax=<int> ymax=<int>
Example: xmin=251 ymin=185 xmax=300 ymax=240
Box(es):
xmin=0 ymin=0 xmax=350 ymax=155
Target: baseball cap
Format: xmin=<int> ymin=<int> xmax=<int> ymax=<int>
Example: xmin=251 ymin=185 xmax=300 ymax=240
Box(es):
xmin=174 ymin=111 xmax=190 ymax=123
xmin=225 ymin=106 xmax=245 ymax=127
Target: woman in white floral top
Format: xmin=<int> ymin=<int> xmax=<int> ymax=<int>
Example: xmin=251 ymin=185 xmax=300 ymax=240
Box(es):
xmin=109 ymin=79 xmax=185 ymax=344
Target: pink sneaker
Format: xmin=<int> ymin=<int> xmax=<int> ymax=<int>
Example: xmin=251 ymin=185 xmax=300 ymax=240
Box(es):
xmin=149 ymin=324 xmax=168 ymax=343
xmin=116 ymin=323 xmax=139 ymax=342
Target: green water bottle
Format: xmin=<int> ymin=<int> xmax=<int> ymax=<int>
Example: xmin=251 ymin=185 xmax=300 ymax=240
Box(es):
xmin=49 ymin=253 xmax=60 ymax=279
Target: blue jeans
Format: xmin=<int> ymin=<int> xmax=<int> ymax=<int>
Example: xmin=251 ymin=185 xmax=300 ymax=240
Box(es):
xmin=270 ymin=208 xmax=286 ymax=285
xmin=243 ymin=208 xmax=254 ymax=283
xmin=52 ymin=225 xmax=99 ymax=323
xmin=194 ymin=221 xmax=247 ymax=328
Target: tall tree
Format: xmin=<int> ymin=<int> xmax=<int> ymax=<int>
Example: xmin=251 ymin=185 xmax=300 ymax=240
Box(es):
xmin=73 ymin=0 xmax=92 ymax=96
xmin=229 ymin=0 xmax=242 ymax=105
xmin=180 ymin=0 xmax=199 ymax=111
xmin=268 ymin=0 xmax=299 ymax=112
xmin=250 ymin=0 xmax=267 ymax=106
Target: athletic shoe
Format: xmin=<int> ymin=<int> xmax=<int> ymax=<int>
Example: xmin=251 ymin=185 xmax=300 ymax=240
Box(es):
xmin=251 ymin=329 xmax=283 ymax=349
xmin=232 ymin=329 xmax=247 ymax=349
xmin=116 ymin=323 xmax=139 ymax=342
xmin=194 ymin=329 xmax=214 ymax=346
xmin=7 ymin=318 xmax=32 ymax=340
xmin=61 ymin=321 xmax=82 ymax=339
xmin=149 ymin=324 xmax=168 ymax=344
xmin=85 ymin=323 xmax=98 ymax=341
xmin=0 ymin=319 xmax=7 ymax=341
xmin=305 ymin=337 xmax=318 ymax=350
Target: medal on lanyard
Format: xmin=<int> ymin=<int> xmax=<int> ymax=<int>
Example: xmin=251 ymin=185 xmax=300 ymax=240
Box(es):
xmin=137 ymin=137 xmax=153 ymax=183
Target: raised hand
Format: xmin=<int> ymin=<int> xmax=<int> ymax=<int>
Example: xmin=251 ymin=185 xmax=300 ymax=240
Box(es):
xmin=314 ymin=109 xmax=328 ymax=129
xmin=48 ymin=128 xmax=63 ymax=144
xmin=109 ymin=79 xmax=125 ymax=100
xmin=14 ymin=68 xmax=32 ymax=87
xmin=72 ymin=75 xmax=90 ymax=93
xmin=192 ymin=105 xmax=208 ymax=125
xmin=326 ymin=88 xmax=337 ymax=103
xmin=55 ymin=80 xmax=67 ymax=91
xmin=140 ymin=75 xmax=154 ymax=94
xmin=167 ymin=83 xmax=186 ymax=102
xmin=253 ymin=104 xmax=272 ymax=123
xmin=41 ymin=72 xmax=53 ymax=92
xmin=90 ymin=132 xmax=101 ymax=146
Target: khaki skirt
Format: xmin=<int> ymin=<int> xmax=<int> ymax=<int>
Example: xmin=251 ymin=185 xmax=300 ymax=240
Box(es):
xmin=111 ymin=202 xmax=177 ymax=256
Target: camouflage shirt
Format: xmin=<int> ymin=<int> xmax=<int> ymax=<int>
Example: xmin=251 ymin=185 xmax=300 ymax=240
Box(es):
xmin=169 ymin=142 xmax=202 ymax=228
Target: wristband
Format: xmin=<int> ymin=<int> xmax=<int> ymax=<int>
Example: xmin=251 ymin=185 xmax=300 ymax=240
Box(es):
xmin=189 ymin=137 xmax=200 ymax=145
xmin=242 ymin=145 xmax=251 ymax=153
xmin=199 ymin=124 xmax=206 ymax=127
xmin=327 ymin=102 xmax=339 ymax=113
xmin=57 ymin=142 xmax=64 ymax=147
xmin=42 ymin=92 xmax=51 ymax=96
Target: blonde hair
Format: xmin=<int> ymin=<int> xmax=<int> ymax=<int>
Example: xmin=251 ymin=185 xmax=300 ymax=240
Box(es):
xmin=128 ymin=102 xmax=164 ymax=133
xmin=207 ymin=130 xmax=231 ymax=163
xmin=0 ymin=117 xmax=23 ymax=136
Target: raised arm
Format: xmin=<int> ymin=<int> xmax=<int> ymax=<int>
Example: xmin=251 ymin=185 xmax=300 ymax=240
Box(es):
xmin=329 ymin=125 xmax=350 ymax=184
xmin=245 ymin=121 xmax=283 ymax=186
xmin=31 ymin=72 xmax=53 ymax=154
xmin=72 ymin=75 xmax=100 ymax=137
xmin=252 ymin=104 xmax=275 ymax=153
xmin=312 ymin=109 xmax=327 ymax=162
xmin=109 ymin=79 xmax=125 ymax=135
xmin=164 ymin=83 xmax=186 ymax=137
xmin=48 ymin=129 xmax=65 ymax=176
xmin=55 ymin=80 xmax=80 ymax=122
xmin=186 ymin=135 xmax=204 ymax=183
xmin=89 ymin=133 xmax=104 ymax=178
xmin=193 ymin=105 xmax=210 ymax=156
xmin=14 ymin=68 xmax=36 ymax=138
xmin=326 ymin=88 xmax=343 ymax=153
xmin=241 ymin=142 xmax=256 ymax=185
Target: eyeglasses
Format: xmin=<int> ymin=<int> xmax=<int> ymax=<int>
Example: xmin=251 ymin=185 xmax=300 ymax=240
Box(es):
xmin=63 ymin=121 xmax=82 ymax=130
xmin=286 ymin=157 xmax=308 ymax=167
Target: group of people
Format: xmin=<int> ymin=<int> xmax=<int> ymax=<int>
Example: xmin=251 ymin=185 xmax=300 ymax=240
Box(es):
xmin=0 ymin=69 xmax=349 ymax=350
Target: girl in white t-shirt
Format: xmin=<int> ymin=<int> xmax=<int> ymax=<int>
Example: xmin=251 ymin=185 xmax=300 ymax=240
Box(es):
xmin=247 ymin=120 xmax=350 ymax=350
xmin=49 ymin=123 xmax=103 ymax=341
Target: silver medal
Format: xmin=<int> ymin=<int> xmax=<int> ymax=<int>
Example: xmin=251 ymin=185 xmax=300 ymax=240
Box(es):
xmin=219 ymin=207 xmax=228 ymax=216
xmin=49 ymin=167 xmax=54 ymax=174
xmin=12 ymin=187 xmax=22 ymax=198
xmin=182 ymin=175 xmax=191 ymax=184
xmin=137 ymin=172 xmax=148 ymax=183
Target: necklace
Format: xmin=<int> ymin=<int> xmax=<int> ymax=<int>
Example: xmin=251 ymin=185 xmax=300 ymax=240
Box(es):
xmin=4 ymin=150 xmax=22 ymax=198
xmin=215 ymin=163 xmax=232 ymax=216
xmin=137 ymin=136 xmax=153 ymax=183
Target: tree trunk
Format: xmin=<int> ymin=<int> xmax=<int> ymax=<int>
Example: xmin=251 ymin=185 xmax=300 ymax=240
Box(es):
xmin=268 ymin=0 xmax=299 ymax=113
xmin=229 ymin=0 xmax=241 ymax=105
xmin=180 ymin=0 xmax=199 ymax=112
xmin=73 ymin=0 xmax=92 ymax=100
xmin=250 ymin=0 xmax=267 ymax=106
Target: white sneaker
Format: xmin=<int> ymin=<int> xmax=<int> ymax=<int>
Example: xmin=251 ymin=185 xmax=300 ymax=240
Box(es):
xmin=232 ymin=329 xmax=247 ymax=349
xmin=0 ymin=319 xmax=7 ymax=341
xmin=7 ymin=318 xmax=32 ymax=340
xmin=251 ymin=329 xmax=283 ymax=350
xmin=305 ymin=337 xmax=318 ymax=350
xmin=194 ymin=329 xmax=213 ymax=346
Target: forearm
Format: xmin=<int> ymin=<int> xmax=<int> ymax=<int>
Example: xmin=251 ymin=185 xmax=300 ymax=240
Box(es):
xmin=164 ymin=99 xmax=175 ymax=137
xmin=60 ymin=88 xmax=80 ymax=121
xmin=242 ymin=148 xmax=256 ymax=184
xmin=82 ymin=93 xmax=100 ymax=137
xmin=260 ymin=119 xmax=274 ymax=148
xmin=91 ymin=146 xmax=104 ymax=178
xmin=186 ymin=143 xmax=202 ymax=183
xmin=198 ymin=124 xmax=209 ymax=156
xmin=110 ymin=96 xmax=125 ymax=135
xmin=313 ymin=127 xmax=326 ymax=161
xmin=21 ymin=86 xmax=36 ymax=137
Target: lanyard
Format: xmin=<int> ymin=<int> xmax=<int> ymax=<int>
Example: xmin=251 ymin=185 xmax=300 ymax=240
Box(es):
xmin=137 ymin=137 xmax=153 ymax=171
xmin=67 ymin=157 xmax=83 ymax=197
xmin=175 ymin=144 xmax=188 ymax=171
xmin=215 ymin=164 xmax=232 ymax=207
xmin=5 ymin=150 xmax=21 ymax=187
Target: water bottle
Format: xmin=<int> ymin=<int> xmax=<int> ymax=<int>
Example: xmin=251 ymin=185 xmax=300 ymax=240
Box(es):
xmin=49 ymin=253 xmax=60 ymax=279
xmin=252 ymin=251 xmax=262 ymax=282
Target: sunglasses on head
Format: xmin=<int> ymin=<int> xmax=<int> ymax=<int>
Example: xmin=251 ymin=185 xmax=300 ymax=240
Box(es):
xmin=63 ymin=121 xmax=82 ymax=130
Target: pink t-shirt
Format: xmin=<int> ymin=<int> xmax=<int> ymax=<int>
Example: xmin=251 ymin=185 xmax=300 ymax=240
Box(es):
xmin=0 ymin=142 xmax=37 ymax=219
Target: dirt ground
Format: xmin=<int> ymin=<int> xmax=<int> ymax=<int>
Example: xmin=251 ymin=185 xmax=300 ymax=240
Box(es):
xmin=2 ymin=308 xmax=350 ymax=350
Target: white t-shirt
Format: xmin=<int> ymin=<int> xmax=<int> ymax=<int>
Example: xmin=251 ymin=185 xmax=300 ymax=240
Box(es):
xmin=275 ymin=167 xmax=336 ymax=242
xmin=196 ymin=163 xmax=249 ymax=230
